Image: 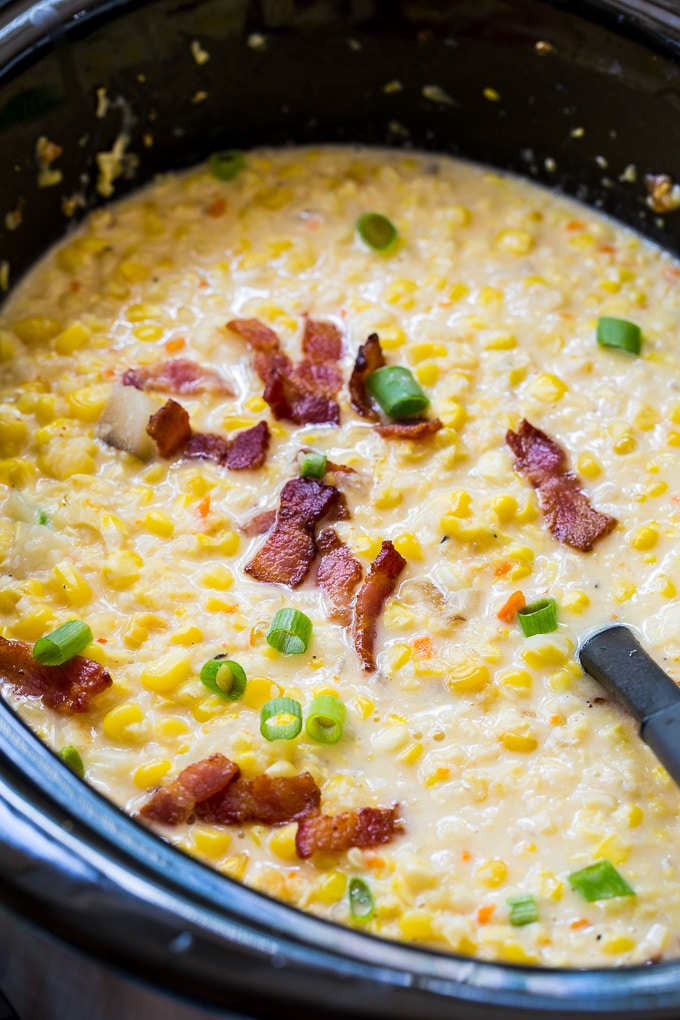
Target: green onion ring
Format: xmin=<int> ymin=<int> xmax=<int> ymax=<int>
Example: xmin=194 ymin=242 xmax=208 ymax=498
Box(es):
xmin=260 ymin=697 xmax=303 ymax=741
xmin=366 ymin=365 xmax=430 ymax=420
xmin=349 ymin=877 xmax=375 ymax=922
xmin=305 ymin=694 xmax=346 ymax=744
xmin=57 ymin=745 xmax=85 ymax=778
xmin=596 ymin=316 xmax=642 ymax=356
xmin=266 ymin=608 xmax=312 ymax=655
xmin=507 ymin=893 xmax=539 ymax=926
xmin=356 ymin=212 xmax=398 ymax=252
xmin=199 ymin=657 xmax=247 ymax=700
xmin=209 ymin=150 xmax=246 ymax=182
xmin=517 ymin=597 xmax=558 ymax=637
xmin=300 ymin=450 xmax=327 ymax=479
xmin=568 ymin=860 xmax=635 ymax=902
xmin=33 ymin=620 xmax=93 ymax=666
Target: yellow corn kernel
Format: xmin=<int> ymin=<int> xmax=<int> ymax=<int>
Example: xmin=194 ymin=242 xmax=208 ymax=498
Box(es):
xmin=0 ymin=588 xmax=20 ymax=614
xmin=12 ymin=316 xmax=62 ymax=345
xmin=35 ymin=395 xmax=58 ymax=425
xmin=446 ymin=658 xmax=490 ymax=694
xmin=353 ymin=695 xmax=375 ymax=720
xmin=132 ymin=323 xmax=163 ymax=343
xmin=156 ymin=716 xmax=190 ymax=739
xmin=133 ymin=759 xmax=172 ymax=788
xmin=241 ymin=675 xmax=283 ymax=710
xmin=612 ymin=579 xmax=636 ymax=604
xmin=379 ymin=326 xmax=406 ymax=350
xmin=449 ymin=490 xmax=473 ymax=518
xmin=38 ymin=438 xmax=96 ymax=479
xmin=562 ymin=589 xmax=590 ymax=613
xmin=353 ymin=535 xmax=383 ymax=560
xmin=384 ymin=643 xmax=412 ymax=672
xmin=316 ymin=870 xmax=347 ymax=905
xmin=576 ymin=451 xmax=602 ymax=479
xmin=441 ymin=401 xmax=467 ymax=430
xmin=495 ymin=229 xmax=533 ymax=255
xmin=143 ymin=510 xmax=174 ymax=538
xmin=126 ymin=302 xmax=162 ymax=323
xmin=446 ymin=206 xmax=471 ymax=229
xmin=67 ymin=385 xmax=108 ymax=422
xmin=269 ymin=823 xmax=298 ymax=861
xmin=55 ymin=322 xmax=90 ymax=355
xmin=613 ymin=431 xmax=636 ymax=454
xmin=373 ymin=487 xmax=403 ymax=510
xmin=529 ymin=372 xmax=567 ymax=403
xmin=594 ymin=833 xmax=631 ymax=866
xmin=0 ymin=410 xmax=28 ymax=456
xmin=501 ymin=730 xmax=538 ymax=752
xmin=49 ymin=560 xmax=92 ymax=607
xmin=102 ymin=701 xmax=145 ymax=741
xmin=408 ymin=341 xmax=448 ymax=363
xmin=220 ymin=853 xmax=249 ymax=881
xmin=657 ymin=574 xmax=676 ymax=599
xmin=476 ymin=858 xmax=508 ymax=888
xmin=171 ymin=624 xmax=203 ymax=646
xmin=521 ymin=634 xmax=572 ymax=669
xmin=508 ymin=364 xmax=528 ymax=386
xmin=414 ymin=361 xmax=440 ymax=386
xmin=498 ymin=669 xmax=533 ymax=692
xmin=498 ymin=943 xmax=539 ymax=965
xmin=103 ymin=550 xmax=142 ymax=590
xmin=599 ymin=279 xmax=621 ymax=294
xmin=425 ymin=767 xmax=451 ymax=788
xmin=515 ymin=496 xmax=539 ymax=524
xmin=199 ymin=565 xmax=234 ymax=591
xmin=601 ymin=935 xmax=635 ymax=955
xmin=479 ymin=286 xmax=504 ymax=307
xmin=634 ymin=405 xmax=660 ymax=431
xmin=484 ymin=332 xmax=516 ymax=352
xmin=627 ymin=805 xmax=644 ymax=828
xmin=141 ymin=649 xmax=191 ymax=694
xmin=631 ymin=525 xmax=658 ymax=551
xmin=245 ymin=396 xmax=267 ymax=413
xmin=123 ymin=613 xmax=166 ymax=649
xmin=393 ymin=532 xmax=423 ymax=561
xmin=10 ymin=606 xmax=54 ymax=641
xmin=397 ymin=742 xmax=424 ymax=765
xmin=118 ymin=260 xmax=149 ymax=285
xmin=191 ymin=693 xmax=228 ymax=722
xmin=219 ymin=530 xmax=240 ymax=557
xmin=440 ymin=516 xmax=496 ymax=547
xmin=193 ymin=827 xmax=232 ymax=858
xmin=383 ymin=602 xmax=415 ymax=629
xmin=384 ymin=279 xmax=417 ymax=308
xmin=399 ymin=911 xmax=434 ymax=941
xmin=491 ymin=495 xmax=517 ymax=523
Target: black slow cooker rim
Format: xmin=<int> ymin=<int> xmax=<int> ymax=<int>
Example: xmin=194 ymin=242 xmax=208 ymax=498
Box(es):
xmin=2 ymin=0 xmax=680 ymax=1016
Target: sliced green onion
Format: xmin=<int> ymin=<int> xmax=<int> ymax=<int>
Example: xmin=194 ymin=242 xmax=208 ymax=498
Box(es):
xmin=517 ymin=597 xmax=558 ymax=637
xmin=305 ymin=694 xmax=346 ymax=745
xmin=300 ymin=450 xmax=327 ymax=479
xmin=596 ymin=316 xmax=642 ymax=356
xmin=266 ymin=608 xmax=312 ymax=655
xmin=57 ymin=745 xmax=84 ymax=778
xmin=366 ymin=366 xmax=430 ymax=420
xmin=507 ymin=893 xmax=539 ymax=926
xmin=349 ymin=877 xmax=375 ymax=922
xmin=568 ymin=860 xmax=635 ymax=902
xmin=356 ymin=212 xmax=397 ymax=252
xmin=260 ymin=697 xmax=303 ymax=741
xmin=209 ymin=150 xmax=246 ymax=182
xmin=199 ymin=656 xmax=247 ymax=701
xmin=33 ymin=620 xmax=93 ymax=666
xmin=36 ymin=509 xmax=49 ymax=526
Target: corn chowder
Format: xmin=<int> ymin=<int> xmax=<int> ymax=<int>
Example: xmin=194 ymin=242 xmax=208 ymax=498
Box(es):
xmin=1 ymin=146 xmax=680 ymax=968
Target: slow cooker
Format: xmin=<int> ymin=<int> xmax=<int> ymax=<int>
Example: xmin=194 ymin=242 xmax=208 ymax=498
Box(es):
xmin=2 ymin=1 xmax=680 ymax=1017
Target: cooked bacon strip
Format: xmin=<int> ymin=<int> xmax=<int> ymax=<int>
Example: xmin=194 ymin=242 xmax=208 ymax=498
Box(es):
xmin=241 ymin=508 xmax=277 ymax=536
xmin=185 ymin=421 xmax=270 ymax=471
xmin=196 ymin=771 xmax=321 ymax=826
xmin=139 ymin=753 xmax=239 ymax=826
xmin=229 ymin=316 xmax=343 ymax=425
xmin=506 ymin=419 xmax=618 ymax=552
xmin=147 ymin=398 xmax=192 ymax=458
xmin=302 ymin=316 xmax=343 ymax=362
xmin=316 ymin=529 xmax=363 ymax=625
xmin=353 ymin=540 xmax=406 ymax=670
xmin=349 ymin=333 xmax=385 ymax=420
xmin=246 ymin=477 xmax=345 ymax=586
xmin=122 ymin=359 xmax=234 ymax=396
xmin=295 ymin=805 xmax=403 ymax=859
xmin=226 ymin=317 xmax=280 ymax=352
xmin=0 ymin=635 xmax=111 ymax=714
xmin=376 ymin=418 xmax=443 ymax=439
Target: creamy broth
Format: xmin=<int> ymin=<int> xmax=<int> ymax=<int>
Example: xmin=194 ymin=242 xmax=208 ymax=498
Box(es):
xmin=2 ymin=147 xmax=680 ymax=966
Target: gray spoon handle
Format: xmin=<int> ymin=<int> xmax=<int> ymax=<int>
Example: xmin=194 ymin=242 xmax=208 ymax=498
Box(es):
xmin=578 ymin=624 xmax=680 ymax=789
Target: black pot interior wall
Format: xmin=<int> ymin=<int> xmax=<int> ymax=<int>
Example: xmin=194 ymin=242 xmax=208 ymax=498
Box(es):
xmin=0 ymin=0 xmax=679 ymax=297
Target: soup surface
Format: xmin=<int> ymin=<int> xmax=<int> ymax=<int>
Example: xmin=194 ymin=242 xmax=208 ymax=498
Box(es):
xmin=2 ymin=147 xmax=680 ymax=967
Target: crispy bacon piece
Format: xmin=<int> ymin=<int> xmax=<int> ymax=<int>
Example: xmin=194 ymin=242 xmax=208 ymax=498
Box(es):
xmin=147 ymin=398 xmax=192 ymax=458
xmin=196 ymin=771 xmax=321 ymax=826
xmin=228 ymin=316 xmax=343 ymax=426
xmin=122 ymin=359 xmax=234 ymax=396
xmin=246 ymin=477 xmax=345 ymax=587
xmin=226 ymin=317 xmax=280 ymax=352
xmin=316 ymin=529 xmax=363 ymax=625
xmin=349 ymin=333 xmax=385 ymax=420
xmin=295 ymin=805 xmax=403 ymax=859
xmin=353 ymin=540 xmax=407 ymax=670
xmin=0 ymin=635 xmax=111 ymax=714
xmin=139 ymin=753 xmax=239 ymax=826
xmin=241 ymin=508 xmax=277 ymax=536
xmin=506 ymin=419 xmax=618 ymax=552
xmin=185 ymin=421 xmax=270 ymax=471
xmin=376 ymin=418 xmax=444 ymax=439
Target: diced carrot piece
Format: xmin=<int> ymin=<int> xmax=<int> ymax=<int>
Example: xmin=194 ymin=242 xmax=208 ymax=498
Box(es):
xmin=494 ymin=561 xmax=512 ymax=577
xmin=165 ymin=336 xmax=186 ymax=354
xmin=208 ymin=198 xmax=227 ymax=218
xmin=570 ymin=918 xmax=590 ymax=931
xmin=477 ymin=904 xmax=496 ymax=925
xmin=462 ymin=849 xmax=472 ymax=863
xmin=197 ymin=496 xmax=211 ymax=518
xmin=412 ymin=636 xmax=432 ymax=658
xmin=497 ymin=590 xmax=526 ymax=624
